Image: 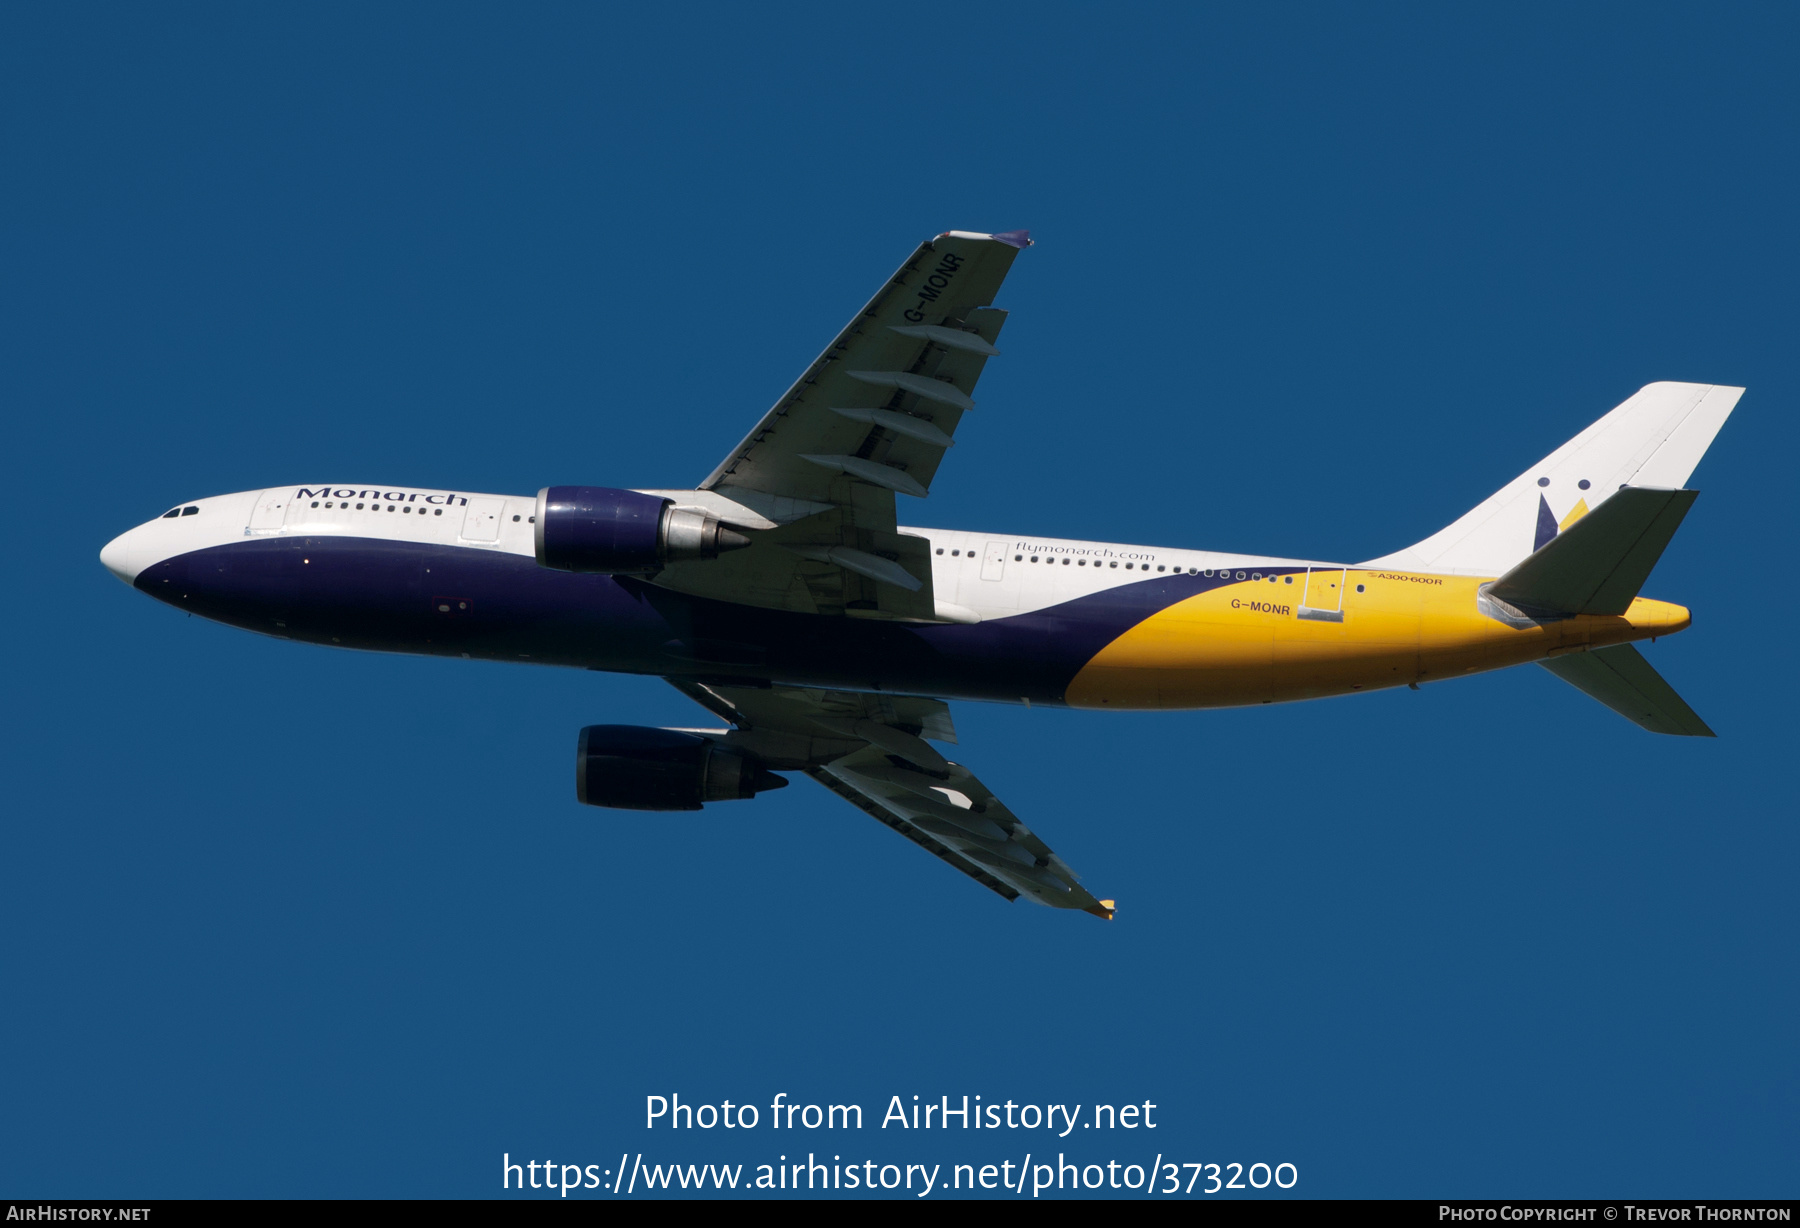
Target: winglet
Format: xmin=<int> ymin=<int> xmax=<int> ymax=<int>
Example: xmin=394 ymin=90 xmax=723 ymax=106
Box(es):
xmin=941 ymin=229 xmax=1033 ymax=249
xmin=1085 ymin=899 xmax=1116 ymax=921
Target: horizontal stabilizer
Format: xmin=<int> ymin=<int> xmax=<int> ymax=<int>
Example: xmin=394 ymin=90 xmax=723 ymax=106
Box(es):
xmin=1487 ymin=487 xmax=1697 ymax=616
xmin=1540 ymin=645 xmax=1714 ymax=737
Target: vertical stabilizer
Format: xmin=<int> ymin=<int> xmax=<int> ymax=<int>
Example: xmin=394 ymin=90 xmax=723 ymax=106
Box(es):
xmin=1364 ymin=382 xmax=1741 ymax=577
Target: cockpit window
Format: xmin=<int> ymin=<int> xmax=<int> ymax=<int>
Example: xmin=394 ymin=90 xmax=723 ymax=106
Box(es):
xmin=180 ymin=506 xmax=199 ymax=516
xmin=161 ymin=508 xmax=181 ymax=519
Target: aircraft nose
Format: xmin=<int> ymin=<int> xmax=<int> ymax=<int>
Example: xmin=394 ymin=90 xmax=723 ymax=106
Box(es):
xmin=100 ymin=527 xmax=144 ymax=585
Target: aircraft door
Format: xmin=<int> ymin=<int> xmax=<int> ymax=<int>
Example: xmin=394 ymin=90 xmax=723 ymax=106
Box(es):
xmin=246 ymin=488 xmax=293 ymax=535
xmin=980 ymin=541 xmax=1008 ymax=581
xmin=460 ymin=498 xmax=504 ymax=542
xmin=1297 ymin=566 xmax=1346 ymax=622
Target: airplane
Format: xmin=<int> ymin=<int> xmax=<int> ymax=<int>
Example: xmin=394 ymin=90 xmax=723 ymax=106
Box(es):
xmin=99 ymin=229 xmax=1739 ymax=921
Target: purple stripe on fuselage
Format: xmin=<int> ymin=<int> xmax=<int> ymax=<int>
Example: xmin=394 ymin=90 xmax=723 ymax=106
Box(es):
xmin=136 ymin=536 xmax=1299 ymax=705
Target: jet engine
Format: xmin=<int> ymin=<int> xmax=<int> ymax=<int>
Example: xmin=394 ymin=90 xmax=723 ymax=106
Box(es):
xmin=535 ymin=486 xmax=752 ymax=574
xmin=575 ymin=725 xmax=789 ymax=811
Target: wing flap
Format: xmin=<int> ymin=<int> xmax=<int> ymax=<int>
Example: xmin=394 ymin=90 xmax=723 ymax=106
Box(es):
xmin=655 ymin=512 xmax=945 ymax=620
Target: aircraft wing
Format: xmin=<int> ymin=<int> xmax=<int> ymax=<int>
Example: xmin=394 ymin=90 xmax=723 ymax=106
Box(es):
xmin=668 ymin=678 xmax=1115 ymax=919
xmin=702 ymin=230 xmax=1029 ymax=505
xmin=648 ymin=231 xmax=1029 ymax=622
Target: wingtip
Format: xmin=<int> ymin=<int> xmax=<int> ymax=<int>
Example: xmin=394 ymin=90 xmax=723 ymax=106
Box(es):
xmin=1085 ymin=899 xmax=1116 ymax=920
xmin=939 ymin=229 xmax=1033 ymax=249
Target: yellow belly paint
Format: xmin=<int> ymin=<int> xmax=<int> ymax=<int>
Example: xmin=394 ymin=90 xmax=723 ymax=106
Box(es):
xmin=1065 ymin=571 xmax=1690 ymax=710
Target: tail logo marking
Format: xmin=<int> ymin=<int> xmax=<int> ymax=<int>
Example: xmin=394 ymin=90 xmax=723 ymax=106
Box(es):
xmin=1534 ymin=494 xmax=1559 ymax=552
xmin=1534 ymin=493 xmax=1594 ymax=553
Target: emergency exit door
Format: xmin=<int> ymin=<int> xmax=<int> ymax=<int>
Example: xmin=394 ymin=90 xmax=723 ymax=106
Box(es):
xmin=460 ymin=498 xmax=505 ymax=542
xmin=246 ymin=489 xmax=292 ymax=535
xmin=1297 ymin=567 xmax=1346 ymax=622
xmin=981 ymin=541 xmax=1008 ymax=581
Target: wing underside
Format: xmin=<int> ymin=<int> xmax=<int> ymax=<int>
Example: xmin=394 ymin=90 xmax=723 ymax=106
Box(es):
xmin=701 ymin=230 xmax=1028 ymax=504
xmin=667 ymin=678 xmax=1114 ymax=918
xmin=649 ymin=231 xmax=1031 ymax=623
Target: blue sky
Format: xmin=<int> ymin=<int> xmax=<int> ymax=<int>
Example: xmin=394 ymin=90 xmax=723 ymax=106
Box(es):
xmin=2 ymin=3 xmax=1794 ymax=1198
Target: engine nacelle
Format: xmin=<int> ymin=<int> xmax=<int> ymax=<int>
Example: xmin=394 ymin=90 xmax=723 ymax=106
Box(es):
xmin=575 ymin=725 xmax=789 ymax=811
xmin=534 ymin=486 xmax=751 ymax=574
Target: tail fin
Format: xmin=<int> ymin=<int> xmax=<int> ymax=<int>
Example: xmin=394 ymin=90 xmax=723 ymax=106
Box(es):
xmin=1364 ymin=382 xmax=1742 ymax=577
xmin=1540 ymin=645 xmax=1715 ymax=737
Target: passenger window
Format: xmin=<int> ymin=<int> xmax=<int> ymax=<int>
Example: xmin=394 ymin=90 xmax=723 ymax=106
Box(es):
xmin=434 ymin=509 xmax=442 ymax=516
xmin=936 ymin=548 xmax=944 ymax=555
